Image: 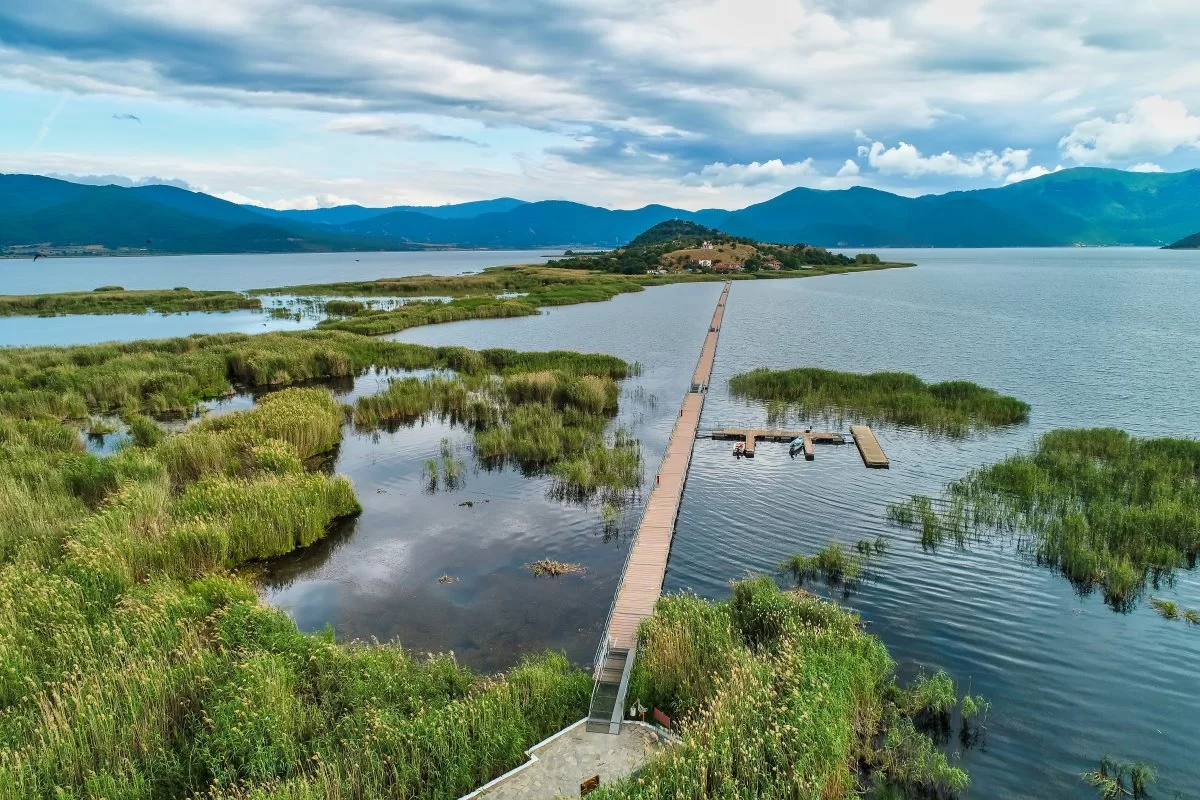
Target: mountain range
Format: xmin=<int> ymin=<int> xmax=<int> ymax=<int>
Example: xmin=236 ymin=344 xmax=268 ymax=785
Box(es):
xmin=3 ymin=168 xmax=1200 ymax=255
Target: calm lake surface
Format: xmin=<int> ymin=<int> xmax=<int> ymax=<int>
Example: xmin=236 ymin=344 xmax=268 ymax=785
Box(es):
xmin=0 ymin=248 xmax=555 ymax=294
xmin=389 ymin=248 xmax=1200 ymax=799
xmin=10 ymin=247 xmax=1200 ymax=797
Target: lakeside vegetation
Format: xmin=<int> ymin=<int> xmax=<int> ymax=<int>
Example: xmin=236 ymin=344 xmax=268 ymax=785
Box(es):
xmin=350 ymin=368 xmax=643 ymax=501
xmin=0 ymin=287 xmax=260 ymax=317
xmin=729 ymin=367 xmax=1030 ymax=436
xmin=0 ymin=329 xmax=629 ymax=419
xmin=0 ymin=315 xmax=996 ymax=798
xmin=251 ymin=261 xmax=908 ymax=337
xmin=592 ymin=578 xmax=978 ymax=798
xmin=888 ymin=428 xmax=1200 ymax=609
xmin=0 ymin=327 xmax=647 ymax=798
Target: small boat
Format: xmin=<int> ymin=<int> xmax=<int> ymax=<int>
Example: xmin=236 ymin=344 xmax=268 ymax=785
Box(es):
xmin=789 ymin=436 xmax=805 ymax=456
xmin=733 ymin=442 xmax=745 ymax=458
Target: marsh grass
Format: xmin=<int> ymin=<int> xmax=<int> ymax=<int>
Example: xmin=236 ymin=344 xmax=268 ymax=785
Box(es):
xmin=594 ymin=578 xmax=969 ymax=799
xmin=888 ymin=428 xmax=1200 ymax=609
xmin=350 ymin=365 xmax=640 ymax=499
xmin=1083 ymin=756 xmax=1157 ymax=799
xmin=780 ymin=541 xmax=869 ymax=588
xmin=0 ymin=330 xmax=628 ymax=421
xmin=0 ymin=372 xmax=591 ymax=799
xmin=0 ymin=288 xmax=259 ymax=317
xmin=729 ymin=367 xmax=1029 ymax=436
xmin=258 ymin=263 xmax=910 ymax=337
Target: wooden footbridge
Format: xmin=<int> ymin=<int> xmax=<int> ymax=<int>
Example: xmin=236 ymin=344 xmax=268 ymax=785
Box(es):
xmin=586 ymin=283 xmax=889 ymax=734
xmin=587 ymin=281 xmax=730 ymax=733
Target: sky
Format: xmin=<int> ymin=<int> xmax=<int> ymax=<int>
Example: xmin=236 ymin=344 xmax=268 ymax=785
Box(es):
xmin=3 ymin=0 xmax=1200 ymax=210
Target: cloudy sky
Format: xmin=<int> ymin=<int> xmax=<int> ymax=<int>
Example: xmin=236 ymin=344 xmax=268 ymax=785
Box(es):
xmin=4 ymin=0 xmax=1200 ymax=210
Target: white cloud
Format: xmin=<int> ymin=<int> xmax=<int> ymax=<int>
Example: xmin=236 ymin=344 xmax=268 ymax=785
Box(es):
xmin=863 ymin=140 xmax=1031 ymax=180
xmin=1003 ymin=164 xmax=1063 ymax=184
xmin=1128 ymin=161 xmax=1164 ymax=172
xmin=836 ymin=159 xmax=860 ymax=177
xmin=684 ymin=158 xmax=819 ymax=188
xmin=1059 ymin=96 xmax=1200 ymax=164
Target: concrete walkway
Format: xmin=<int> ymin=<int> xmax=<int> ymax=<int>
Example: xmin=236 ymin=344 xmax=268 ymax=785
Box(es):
xmin=474 ymin=722 xmax=669 ymax=799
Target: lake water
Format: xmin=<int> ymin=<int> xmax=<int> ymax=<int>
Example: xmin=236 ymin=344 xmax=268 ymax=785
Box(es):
xmin=0 ymin=245 xmax=548 ymax=348
xmin=8 ymin=247 xmax=1200 ymax=797
xmin=391 ymin=248 xmax=1200 ymax=799
xmin=0 ymin=248 xmax=555 ymax=294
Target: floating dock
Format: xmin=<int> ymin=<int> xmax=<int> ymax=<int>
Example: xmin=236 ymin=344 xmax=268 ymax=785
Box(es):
xmin=850 ymin=425 xmax=889 ymax=468
xmin=588 ymin=281 xmax=729 ymax=734
xmin=710 ymin=428 xmax=844 ymax=459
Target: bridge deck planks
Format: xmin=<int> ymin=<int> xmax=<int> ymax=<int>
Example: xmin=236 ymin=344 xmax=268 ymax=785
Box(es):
xmin=603 ymin=282 xmax=729 ymax=652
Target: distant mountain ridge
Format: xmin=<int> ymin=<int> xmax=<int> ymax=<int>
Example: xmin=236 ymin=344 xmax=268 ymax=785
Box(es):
xmin=3 ymin=168 xmax=1200 ymax=256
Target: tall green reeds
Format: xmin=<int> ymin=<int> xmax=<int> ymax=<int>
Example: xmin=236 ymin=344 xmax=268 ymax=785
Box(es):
xmin=729 ymin=366 xmax=1029 ymax=435
xmin=0 ymin=287 xmax=259 ymax=317
xmin=593 ymin=578 xmax=969 ymax=799
xmin=889 ymin=427 xmax=1200 ymax=609
xmin=0 ymin=374 xmax=590 ymax=800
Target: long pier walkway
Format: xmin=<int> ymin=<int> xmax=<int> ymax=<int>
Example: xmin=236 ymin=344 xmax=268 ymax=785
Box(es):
xmin=586 ymin=281 xmax=730 ymax=733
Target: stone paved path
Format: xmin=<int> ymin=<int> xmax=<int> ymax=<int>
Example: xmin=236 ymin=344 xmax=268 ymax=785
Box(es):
xmin=475 ymin=722 xmax=668 ymax=799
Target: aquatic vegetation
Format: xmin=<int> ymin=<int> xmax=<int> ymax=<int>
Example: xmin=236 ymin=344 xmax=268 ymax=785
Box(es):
xmin=526 ymin=559 xmax=586 ymax=576
xmin=903 ymin=669 xmax=958 ymax=722
xmin=888 ymin=428 xmax=1200 ymax=609
xmin=1083 ymin=756 xmax=1157 ymax=799
xmin=729 ymin=366 xmax=1029 ymax=435
xmin=122 ymin=413 xmax=163 ymax=447
xmin=85 ymin=417 xmax=116 ymax=436
xmin=0 ymin=329 xmax=629 ymax=420
xmin=0 ymin=368 xmax=591 ymax=798
xmin=779 ymin=541 xmax=868 ymax=587
xmin=323 ymin=299 xmax=366 ymax=316
xmin=255 ymin=263 xmax=910 ymax=336
xmin=0 ymin=287 xmax=260 ymax=316
xmin=593 ymin=578 xmax=969 ymax=798
xmin=350 ymin=367 xmax=639 ymax=499
xmin=1150 ymin=598 xmax=1200 ymax=625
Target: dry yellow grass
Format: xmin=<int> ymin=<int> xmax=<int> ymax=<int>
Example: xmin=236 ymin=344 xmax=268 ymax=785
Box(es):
xmin=661 ymin=242 xmax=759 ymax=270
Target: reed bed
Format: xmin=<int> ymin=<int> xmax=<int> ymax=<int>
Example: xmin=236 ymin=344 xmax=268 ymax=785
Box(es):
xmin=0 ymin=288 xmax=259 ymax=317
xmin=779 ymin=541 xmax=868 ymax=587
xmin=888 ymin=427 xmax=1200 ymax=609
xmin=0 ymin=330 xmax=628 ymax=420
xmin=592 ymin=578 xmax=971 ymax=798
xmin=729 ymin=367 xmax=1029 ymax=436
xmin=350 ymin=367 xmax=640 ymax=499
xmin=322 ymin=299 xmax=366 ymax=316
xmin=0 ymin=375 xmax=591 ymax=799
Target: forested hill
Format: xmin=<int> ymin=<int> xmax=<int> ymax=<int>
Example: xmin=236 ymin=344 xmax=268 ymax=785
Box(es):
xmin=546 ymin=220 xmax=876 ymax=274
xmin=5 ymin=167 xmax=1200 ymax=256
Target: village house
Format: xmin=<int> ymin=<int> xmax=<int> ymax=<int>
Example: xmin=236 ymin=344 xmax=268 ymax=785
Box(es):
xmin=700 ymin=241 xmax=713 ymax=250
xmin=712 ymin=262 xmax=743 ymax=273
xmin=697 ymin=259 xmax=712 ymax=268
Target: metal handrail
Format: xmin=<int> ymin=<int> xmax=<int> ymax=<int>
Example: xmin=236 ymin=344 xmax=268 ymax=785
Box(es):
xmin=591 ymin=281 xmax=729 ymax=674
